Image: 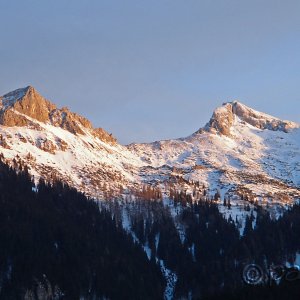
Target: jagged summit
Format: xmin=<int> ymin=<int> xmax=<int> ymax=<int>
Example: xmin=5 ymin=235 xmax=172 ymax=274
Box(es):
xmin=0 ymin=86 xmax=57 ymax=125
xmin=0 ymin=86 xmax=116 ymax=144
xmin=203 ymin=101 xmax=299 ymax=136
xmin=0 ymin=86 xmax=51 ymax=110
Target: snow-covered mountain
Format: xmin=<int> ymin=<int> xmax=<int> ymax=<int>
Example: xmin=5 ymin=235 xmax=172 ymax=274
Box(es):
xmin=129 ymin=101 xmax=300 ymax=206
xmin=0 ymin=86 xmax=143 ymax=197
xmin=1 ymin=86 xmax=300 ymax=207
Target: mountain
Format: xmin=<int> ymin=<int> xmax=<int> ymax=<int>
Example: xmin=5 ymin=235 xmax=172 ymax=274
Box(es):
xmin=0 ymin=86 xmax=300 ymax=209
xmin=0 ymin=86 xmax=142 ymax=197
xmin=129 ymin=101 xmax=300 ymax=208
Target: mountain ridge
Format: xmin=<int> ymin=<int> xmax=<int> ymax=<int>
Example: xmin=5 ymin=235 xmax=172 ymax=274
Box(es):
xmin=0 ymin=86 xmax=299 ymax=212
xmin=0 ymin=86 xmax=117 ymax=144
xmin=1 ymin=86 xmax=298 ymax=144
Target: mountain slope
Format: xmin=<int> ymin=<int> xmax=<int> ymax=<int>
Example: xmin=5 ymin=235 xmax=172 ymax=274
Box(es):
xmin=0 ymin=86 xmax=300 ymax=208
xmin=0 ymin=86 xmax=143 ymax=197
xmin=128 ymin=101 xmax=300 ymax=206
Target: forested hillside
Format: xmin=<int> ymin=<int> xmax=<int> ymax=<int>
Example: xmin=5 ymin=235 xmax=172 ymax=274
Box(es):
xmin=0 ymin=158 xmax=164 ymax=299
xmin=0 ymin=156 xmax=300 ymax=299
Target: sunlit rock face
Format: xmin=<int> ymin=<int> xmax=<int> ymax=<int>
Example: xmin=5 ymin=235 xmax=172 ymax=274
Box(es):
xmin=0 ymin=86 xmax=116 ymax=144
xmin=204 ymin=101 xmax=298 ymax=136
xmin=205 ymin=102 xmax=234 ymax=136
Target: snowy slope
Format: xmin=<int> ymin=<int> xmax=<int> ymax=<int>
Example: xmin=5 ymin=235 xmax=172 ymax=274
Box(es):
xmin=0 ymin=87 xmax=300 ymax=208
xmin=128 ymin=102 xmax=300 ymax=206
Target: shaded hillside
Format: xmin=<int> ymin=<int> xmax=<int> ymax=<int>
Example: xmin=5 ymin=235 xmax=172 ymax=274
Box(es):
xmin=0 ymin=158 xmax=164 ymax=299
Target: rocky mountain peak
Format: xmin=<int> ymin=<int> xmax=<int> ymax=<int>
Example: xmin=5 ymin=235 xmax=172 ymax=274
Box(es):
xmin=4 ymin=86 xmax=56 ymax=122
xmin=203 ymin=101 xmax=299 ymax=136
xmin=0 ymin=86 xmax=117 ymax=144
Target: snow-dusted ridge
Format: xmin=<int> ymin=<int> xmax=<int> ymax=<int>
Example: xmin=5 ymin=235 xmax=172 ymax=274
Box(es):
xmin=0 ymin=87 xmax=300 ymax=208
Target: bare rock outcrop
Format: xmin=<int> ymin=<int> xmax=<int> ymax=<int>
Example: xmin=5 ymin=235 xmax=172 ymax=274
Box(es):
xmin=0 ymin=134 xmax=11 ymax=149
xmin=36 ymin=138 xmax=57 ymax=154
xmin=0 ymin=109 xmax=29 ymax=127
xmin=50 ymin=108 xmax=86 ymax=135
xmin=203 ymin=101 xmax=299 ymax=136
xmin=11 ymin=86 xmax=56 ymax=122
xmin=0 ymin=86 xmax=117 ymax=145
xmin=94 ymin=127 xmax=117 ymax=144
xmin=205 ymin=103 xmax=234 ymax=136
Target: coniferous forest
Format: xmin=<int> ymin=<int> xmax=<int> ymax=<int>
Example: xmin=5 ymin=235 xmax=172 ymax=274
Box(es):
xmin=0 ymin=160 xmax=164 ymax=299
xmin=0 ymin=158 xmax=300 ymax=299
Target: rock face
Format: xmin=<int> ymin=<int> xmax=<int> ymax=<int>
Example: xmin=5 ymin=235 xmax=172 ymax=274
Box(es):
xmin=232 ymin=101 xmax=296 ymax=132
xmin=204 ymin=101 xmax=298 ymax=136
xmin=205 ymin=103 xmax=234 ymax=136
xmin=0 ymin=86 xmax=116 ymax=144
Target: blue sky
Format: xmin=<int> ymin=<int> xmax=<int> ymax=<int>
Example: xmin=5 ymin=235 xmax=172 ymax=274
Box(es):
xmin=1 ymin=0 xmax=300 ymax=144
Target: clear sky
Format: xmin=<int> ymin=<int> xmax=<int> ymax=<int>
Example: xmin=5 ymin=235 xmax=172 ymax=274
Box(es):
xmin=1 ymin=0 xmax=300 ymax=144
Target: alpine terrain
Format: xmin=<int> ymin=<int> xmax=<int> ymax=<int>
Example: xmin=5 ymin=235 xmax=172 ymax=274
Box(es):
xmin=1 ymin=86 xmax=300 ymax=300
xmin=0 ymin=86 xmax=299 ymax=209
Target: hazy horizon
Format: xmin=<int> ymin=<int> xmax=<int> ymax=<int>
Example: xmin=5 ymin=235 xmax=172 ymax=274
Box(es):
xmin=1 ymin=0 xmax=300 ymax=144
